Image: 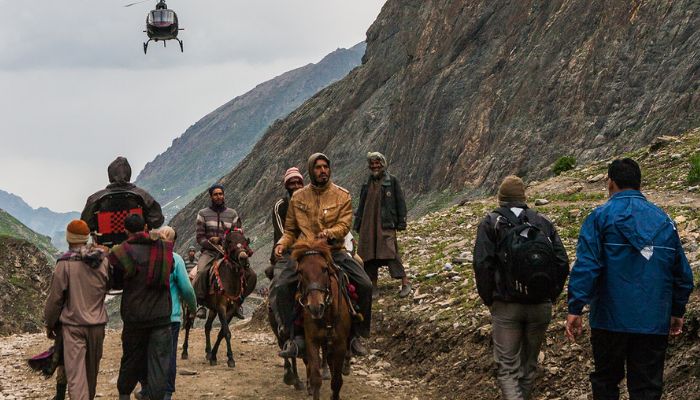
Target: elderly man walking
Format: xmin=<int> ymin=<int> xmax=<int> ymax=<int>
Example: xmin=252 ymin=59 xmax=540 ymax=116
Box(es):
xmin=566 ymin=158 xmax=693 ymax=400
xmin=354 ymin=152 xmax=411 ymax=298
xmin=109 ymin=214 xmax=174 ymax=400
xmin=44 ymin=220 xmax=110 ymax=400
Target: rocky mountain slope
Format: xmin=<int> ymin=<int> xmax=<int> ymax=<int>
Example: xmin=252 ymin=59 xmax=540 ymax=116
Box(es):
xmin=170 ymin=0 xmax=699 ymax=254
xmin=135 ymin=43 xmax=366 ymax=219
xmin=0 ymin=189 xmax=78 ymax=251
xmin=0 ymin=209 xmax=58 ymax=259
xmin=366 ymin=128 xmax=700 ymax=399
xmin=0 ymin=236 xmax=54 ymax=335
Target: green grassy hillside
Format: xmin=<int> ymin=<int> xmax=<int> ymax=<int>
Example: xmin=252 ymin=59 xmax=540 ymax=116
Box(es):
xmin=369 ymin=128 xmax=700 ymax=399
xmin=0 ymin=209 xmax=58 ymax=259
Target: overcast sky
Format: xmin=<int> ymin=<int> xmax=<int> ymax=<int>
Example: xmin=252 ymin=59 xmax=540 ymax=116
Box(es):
xmin=0 ymin=0 xmax=385 ymax=212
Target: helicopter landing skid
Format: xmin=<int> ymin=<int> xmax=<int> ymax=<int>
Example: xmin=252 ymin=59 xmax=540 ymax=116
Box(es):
xmin=143 ymin=38 xmax=183 ymax=54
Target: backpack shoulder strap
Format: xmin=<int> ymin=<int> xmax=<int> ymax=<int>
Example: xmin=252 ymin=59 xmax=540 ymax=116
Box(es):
xmin=493 ymin=207 xmax=522 ymax=227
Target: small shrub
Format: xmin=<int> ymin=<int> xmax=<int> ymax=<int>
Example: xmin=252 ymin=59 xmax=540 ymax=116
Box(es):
xmin=552 ymin=156 xmax=577 ymax=176
xmin=688 ymin=154 xmax=700 ymax=185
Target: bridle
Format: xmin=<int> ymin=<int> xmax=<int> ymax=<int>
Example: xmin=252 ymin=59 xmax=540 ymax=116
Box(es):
xmin=297 ymin=250 xmax=334 ymax=314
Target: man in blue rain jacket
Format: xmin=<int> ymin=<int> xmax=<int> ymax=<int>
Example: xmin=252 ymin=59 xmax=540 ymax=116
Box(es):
xmin=566 ymin=158 xmax=693 ymax=400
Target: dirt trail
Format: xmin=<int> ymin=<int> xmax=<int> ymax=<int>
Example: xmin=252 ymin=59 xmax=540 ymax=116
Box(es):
xmin=0 ymin=323 xmax=421 ymax=400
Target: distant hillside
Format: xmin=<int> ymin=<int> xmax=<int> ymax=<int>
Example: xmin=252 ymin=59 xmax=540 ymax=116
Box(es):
xmin=170 ymin=0 xmax=699 ymax=255
xmin=0 ymin=209 xmax=58 ymax=259
xmin=135 ymin=42 xmax=367 ymax=219
xmin=0 ymin=236 xmax=54 ymax=335
xmin=0 ymin=189 xmax=79 ymax=251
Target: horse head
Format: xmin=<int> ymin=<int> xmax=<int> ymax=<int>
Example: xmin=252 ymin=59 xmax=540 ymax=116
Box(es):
xmin=292 ymin=239 xmax=333 ymax=320
xmin=224 ymin=228 xmax=251 ymax=268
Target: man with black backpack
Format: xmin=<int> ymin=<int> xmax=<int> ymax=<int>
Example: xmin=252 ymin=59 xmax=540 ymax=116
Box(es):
xmin=473 ymin=175 xmax=569 ymax=400
xmin=81 ymin=157 xmax=164 ymax=247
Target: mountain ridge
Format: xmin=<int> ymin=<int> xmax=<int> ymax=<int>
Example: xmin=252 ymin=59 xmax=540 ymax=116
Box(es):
xmin=169 ymin=0 xmax=699 ymax=254
xmin=135 ymin=43 xmax=367 ymax=218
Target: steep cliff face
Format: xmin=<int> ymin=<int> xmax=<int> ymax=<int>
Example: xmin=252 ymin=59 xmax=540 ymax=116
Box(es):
xmin=135 ymin=43 xmax=366 ymax=218
xmin=0 ymin=237 xmax=53 ymax=335
xmin=171 ymin=0 xmax=699 ymax=252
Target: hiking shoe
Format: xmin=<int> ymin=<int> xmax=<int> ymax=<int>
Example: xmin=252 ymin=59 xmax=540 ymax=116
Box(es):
xmin=278 ymin=340 xmax=299 ymax=358
xmin=398 ymin=283 xmax=412 ymax=298
xmin=196 ymin=306 xmax=207 ymax=319
xmin=350 ymin=337 xmax=369 ymax=357
xmin=233 ymin=306 xmax=245 ymax=319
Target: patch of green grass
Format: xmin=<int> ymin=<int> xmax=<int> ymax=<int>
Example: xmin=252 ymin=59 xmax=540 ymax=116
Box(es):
xmin=688 ymin=154 xmax=700 ymax=185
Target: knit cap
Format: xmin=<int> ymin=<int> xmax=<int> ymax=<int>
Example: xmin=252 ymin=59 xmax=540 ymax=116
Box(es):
xmin=367 ymin=152 xmax=387 ymax=167
xmin=497 ymin=175 xmax=527 ymax=204
xmin=66 ymin=220 xmax=90 ymax=244
xmin=283 ymin=167 xmax=303 ymax=185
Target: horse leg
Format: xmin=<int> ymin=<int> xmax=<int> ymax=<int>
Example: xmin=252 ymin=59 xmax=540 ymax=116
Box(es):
xmin=329 ymin=347 xmax=346 ymax=400
xmin=223 ymin=308 xmax=236 ymax=368
xmin=292 ymin=357 xmax=304 ymax=390
xmin=321 ymin=344 xmax=331 ymax=380
xmin=204 ymin=307 xmax=216 ymax=362
xmin=307 ymin=340 xmax=322 ymax=400
xmin=209 ymin=306 xmax=227 ymax=366
xmin=181 ymin=315 xmax=191 ymax=360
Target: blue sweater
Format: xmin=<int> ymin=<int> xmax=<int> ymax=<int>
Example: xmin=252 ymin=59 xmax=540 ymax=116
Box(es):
xmin=170 ymin=253 xmax=197 ymax=323
xmin=568 ymin=190 xmax=693 ymax=335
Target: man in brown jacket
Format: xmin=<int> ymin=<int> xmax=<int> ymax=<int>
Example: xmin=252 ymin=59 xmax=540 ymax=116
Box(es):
xmin=44 ymin=220 xmax=110 ymax=400
xmin=274 ymin=153 xmax=373 ymax=357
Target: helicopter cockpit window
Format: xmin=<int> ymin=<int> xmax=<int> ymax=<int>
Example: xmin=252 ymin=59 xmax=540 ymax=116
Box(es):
xmin=148 ymin=10 xmax=175 ymax=25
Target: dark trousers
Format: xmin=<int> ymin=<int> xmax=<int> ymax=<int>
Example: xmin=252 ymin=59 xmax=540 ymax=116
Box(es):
xmin=118 ymin=324 xmax=172 ymax=400
xmin=364 ymin=258 xmax=406 ymax=281
xmin=269 ymin=250 xmax=373 ymax=338
xmin=590 ymin=329 xmax=668 ymax=400
xmin=166 ymin=322 xmax=180 ymax=394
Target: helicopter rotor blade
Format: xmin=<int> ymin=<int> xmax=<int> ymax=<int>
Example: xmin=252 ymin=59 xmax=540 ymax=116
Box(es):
xmin=124 ymin=0 xmax=150 ymax=7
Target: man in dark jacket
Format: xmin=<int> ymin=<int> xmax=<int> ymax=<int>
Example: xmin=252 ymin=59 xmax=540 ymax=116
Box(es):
xmin=108 ymin=214 xmax=174 ymax=400
xmin=354 ymin=152 xmax=411 ymax=298
xmin=473 ymin=175 xmax=569 ymax=400
xmin=566 ymin=158 xmax=693 ymax=399
xmin=81 ymin=157 xmax=164 ymax=247
xmin=268 ymin=167 xmax=304 ymax=351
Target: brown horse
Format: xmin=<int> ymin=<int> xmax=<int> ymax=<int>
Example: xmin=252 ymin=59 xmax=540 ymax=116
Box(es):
xmin=181 ymin=228 xmax=255 ymax=368
xmin=292 ymin=239 xmax=352 ymax=400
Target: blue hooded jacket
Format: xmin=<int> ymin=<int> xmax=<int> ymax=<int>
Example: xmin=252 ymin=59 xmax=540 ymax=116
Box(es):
xmin=568 ymin=190 xmax=693 ymax=335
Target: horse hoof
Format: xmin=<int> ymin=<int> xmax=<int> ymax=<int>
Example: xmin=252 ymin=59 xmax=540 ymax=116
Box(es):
xmin=210 ymin=359 xmax=217 ymax=366
xmin=227 ymin=359 xmax=236 ymax=368
xmin=294 ymin=380 xmax=305 ymax=391
xmin=181 ymin=353 xmax=188 ymax=360
xmin=284 ymin=369 xmax=296 ymax=386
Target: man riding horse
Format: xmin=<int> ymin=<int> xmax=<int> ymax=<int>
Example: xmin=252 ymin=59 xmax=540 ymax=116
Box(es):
xmin=273 ymin=153 xmax=373 ymax=358
xmin=191 ymin=184 xmax=255 ymax=319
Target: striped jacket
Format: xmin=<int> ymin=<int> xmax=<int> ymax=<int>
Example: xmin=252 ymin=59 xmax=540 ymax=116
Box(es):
xmin=196 ymin=206 xmax=241 ymax=251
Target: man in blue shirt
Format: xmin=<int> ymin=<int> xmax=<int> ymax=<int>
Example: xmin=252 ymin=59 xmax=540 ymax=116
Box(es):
xmin=566 ymin=158 xmax=693 ymax=399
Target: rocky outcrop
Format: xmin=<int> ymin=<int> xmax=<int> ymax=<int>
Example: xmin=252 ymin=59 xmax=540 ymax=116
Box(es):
xmin=0 ymin=237 xmax=53 ymax=335
xmin=135 ymin=43 xmax=366 ymax=219
xmin=170 ymin=0 xmax=699 ymax=253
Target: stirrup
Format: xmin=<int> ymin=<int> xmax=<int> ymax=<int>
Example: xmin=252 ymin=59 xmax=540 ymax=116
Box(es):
xmin=278 ymin=340 xmax=299 ymax=358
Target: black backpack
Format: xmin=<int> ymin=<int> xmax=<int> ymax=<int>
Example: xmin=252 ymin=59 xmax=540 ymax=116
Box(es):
xmin=93 ymin=190 xmax=145 ymax=247
xmin=492 ymin=207 xmax=557 ymax=302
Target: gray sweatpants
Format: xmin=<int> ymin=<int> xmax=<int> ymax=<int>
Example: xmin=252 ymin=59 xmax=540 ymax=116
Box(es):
xmin=490 ymin=301 xmax=552 ymax=400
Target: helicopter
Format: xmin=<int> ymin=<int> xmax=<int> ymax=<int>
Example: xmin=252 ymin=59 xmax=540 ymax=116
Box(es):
xmin=126 ymin=0 xmax=183 ymax=54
